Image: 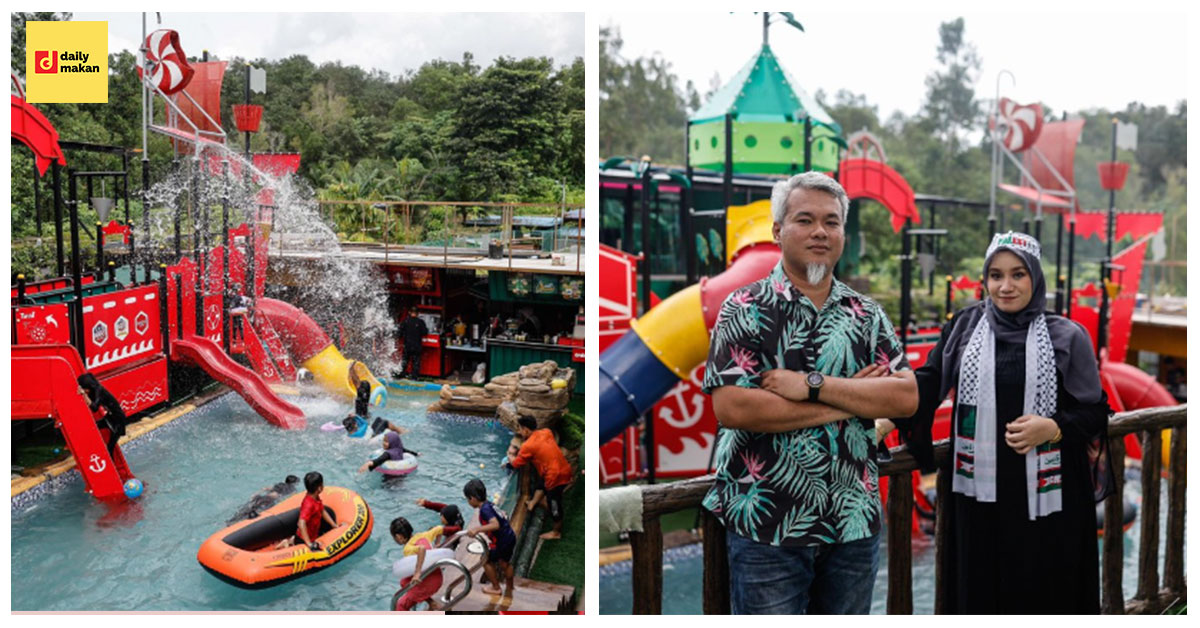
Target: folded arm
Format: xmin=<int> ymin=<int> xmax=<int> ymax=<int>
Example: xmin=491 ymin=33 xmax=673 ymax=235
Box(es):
xmin=762 ymin=369 xmax=919 ymax=419
xmin=711 ymin=385 xmax=853 ymax=433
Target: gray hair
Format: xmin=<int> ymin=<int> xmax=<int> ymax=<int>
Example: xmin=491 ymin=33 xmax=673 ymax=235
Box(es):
xmin=770 ymin=172 xmax=850 ymax=224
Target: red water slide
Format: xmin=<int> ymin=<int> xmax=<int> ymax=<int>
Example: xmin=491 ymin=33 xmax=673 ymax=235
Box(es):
xmin=171 ymin=336 xmax=306 ymax=429
xmin=11 ymin=94 xmax=67 ymax=175
xmin=12 ymin=345 xmax=132 ymax=500
xmin=253 ymin=298 xmax=332 ymax=363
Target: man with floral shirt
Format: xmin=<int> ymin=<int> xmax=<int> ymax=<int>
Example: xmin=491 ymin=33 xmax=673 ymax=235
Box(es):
xmin=703 ymin=171 xmax=919 ymax=614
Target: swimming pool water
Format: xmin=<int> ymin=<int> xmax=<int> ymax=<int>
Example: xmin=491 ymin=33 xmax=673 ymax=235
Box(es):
xmin=599 ymin=477 xmax=1181 ymax=614
xmin=11 ymin=390 xmax=513 ymax=611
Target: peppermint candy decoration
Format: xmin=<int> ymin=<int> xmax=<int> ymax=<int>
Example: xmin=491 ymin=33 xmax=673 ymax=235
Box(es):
xmin=143 ymin=29 xmax=194 ymax=95
xmin=989 ymin=97 xmax=1044 ymax=153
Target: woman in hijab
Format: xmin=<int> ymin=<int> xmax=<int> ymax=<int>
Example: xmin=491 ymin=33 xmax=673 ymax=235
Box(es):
xmin=888 ymin=232 xmax=1112 ymax=613
xmin=77 ymin=373 xmax=127 ymax=455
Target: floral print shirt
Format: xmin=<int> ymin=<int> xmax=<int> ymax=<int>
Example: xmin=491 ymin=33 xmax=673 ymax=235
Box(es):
xmin=702 ymin=261 xmax=910 ymax=546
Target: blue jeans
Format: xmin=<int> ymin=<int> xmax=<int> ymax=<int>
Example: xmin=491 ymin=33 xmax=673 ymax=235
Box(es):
xmin=726 ymin=531 xmax=880 ymax=614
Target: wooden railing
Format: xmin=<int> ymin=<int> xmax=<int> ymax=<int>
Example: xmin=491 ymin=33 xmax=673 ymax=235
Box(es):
xmin=624 ymin=404 xmax=1187 ymax=614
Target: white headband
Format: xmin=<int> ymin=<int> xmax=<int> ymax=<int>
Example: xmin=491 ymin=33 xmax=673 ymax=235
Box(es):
xmin=986 ymin=231 xmax=1041 ymax=260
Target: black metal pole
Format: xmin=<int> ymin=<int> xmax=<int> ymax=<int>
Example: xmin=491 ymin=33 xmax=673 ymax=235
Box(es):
xmin=900 ymin=219 xmax=912 ymax=348
xmin=142 ymin=158 xmax=151 ymax=285
xmin=246 ymin=208 xmax=257 ymax=301
xmin=1055 ymin=212 xmax=1064 ymax=314
xmin=33 ymin=159 xmax=42 ymax=236
xmin=159 ymin=265 xmax=170 ymax=357
xmin=128 ymin=219 xmax=136 ymax=286
xmin=723 ymin=113 xmax=733 ymax=213
xmin=192 ymin=162 xmax=203 ymax=338
xmin=944 ymin=275 xmax=953 ymax=320
xmin=68 ymin=171 xmax=86 ymax=358
xmin=53 ymin=162 xmax=65 ymax=277
xmin=123 ymin=152 xmax=131 ymax=224
xmin=684 ymin=123 xmax=696 ymax=286
xmin=1066 ymin=218 xmax=1076 ymax=319
xmin=244 ymin=63 xmax=252 ymax=162
xmin=96 ymin=222 xmax=104 ymax=272
xmin=928 ymin=204 xmax=937 ymax=295
xmin=640 ymin=164 xmax=653 ymax=317
xmin=222 ymin=161 xmax=232 ymax=354
xmin=174 ymin=160 xmax=182 ymax=261
xmin=175 ymin=274 xmax=184 ymax=340
xmin=622 ymin=183 xmax=634 ymax=254
xmin=803 ymin=117 xmax=812 ymax=172
xmin=1096 ymin=119 xmax=1118 ymax=360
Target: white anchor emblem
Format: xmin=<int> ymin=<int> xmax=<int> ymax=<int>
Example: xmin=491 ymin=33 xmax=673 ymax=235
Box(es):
xmin=88 ymin=453 xmax=107 ymax=474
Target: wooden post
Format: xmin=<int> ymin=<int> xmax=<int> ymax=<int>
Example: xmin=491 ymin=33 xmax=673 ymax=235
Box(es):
xmin=699 ymin=509 xmax=730 ymax=614
xmin=1162 ymin=425 xmax=1186 ymax=594
xmin=1134 ymin=430 xmax=1162 ymax=611
xmin=1101 ymin=436 xmax=1127 ymax=614
xmin=933 ymin=465 xmax=951 ymax=614
xmin=629 ymin=516 xmax=663 ymax=615
xmin=886 ymin=471 xmax=914 ymax=614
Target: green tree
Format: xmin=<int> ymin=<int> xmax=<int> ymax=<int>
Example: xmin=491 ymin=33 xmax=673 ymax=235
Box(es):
xmin=599 ymin=26 xmax=689 ymax=164
xmin=922 ymin=17 xmax=983 ymax=151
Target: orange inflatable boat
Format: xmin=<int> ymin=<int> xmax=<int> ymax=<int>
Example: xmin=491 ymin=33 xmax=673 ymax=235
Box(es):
xmin=197 ymin=486 xmax=373 ymax=588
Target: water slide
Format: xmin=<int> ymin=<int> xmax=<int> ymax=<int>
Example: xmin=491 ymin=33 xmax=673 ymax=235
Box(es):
xmin=1099 ymin=360 xmax=1177 ymax=462
xmin=11 ymin=94 xmax=67 ymax=176
xmin=11 ymin=345 xmax=132 ymax=500
xmin=599 ymin=200 xmax=780 ymax=442
xmin=254 ymin=297 xmax=388 ymax=408
xmin=172 ymin=336 xmax=306 ymax=429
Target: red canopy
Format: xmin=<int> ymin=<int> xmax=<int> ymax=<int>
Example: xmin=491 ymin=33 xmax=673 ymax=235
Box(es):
xmin=1020 ymin=119 xmax=1086 ymax=208
xmin=165 ymin=61 xmax=227 ymax=149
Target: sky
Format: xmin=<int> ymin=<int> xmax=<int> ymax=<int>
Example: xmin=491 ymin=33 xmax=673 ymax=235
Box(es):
xmin=72 ymin=12 xmax=585 ymax=77
xmin=602 ymin=10 xmax=1189 ymax=120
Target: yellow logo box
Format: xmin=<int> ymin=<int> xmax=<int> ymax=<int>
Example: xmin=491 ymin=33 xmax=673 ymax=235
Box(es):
xmin=26 ymin=21 xmax=109 ymax=103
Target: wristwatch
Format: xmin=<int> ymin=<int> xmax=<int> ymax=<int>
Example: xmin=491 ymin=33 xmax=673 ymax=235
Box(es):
xmin=805 ymin=371 xmax=825 ymax=402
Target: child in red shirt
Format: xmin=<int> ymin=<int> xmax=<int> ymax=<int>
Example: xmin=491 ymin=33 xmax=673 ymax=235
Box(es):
xmin=276 ymin=471 xmax=340 ymax=550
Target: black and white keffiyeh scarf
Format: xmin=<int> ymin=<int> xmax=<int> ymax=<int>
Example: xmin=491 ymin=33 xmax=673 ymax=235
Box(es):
xmin=952 ymin=310 xmax=1063 ymax=519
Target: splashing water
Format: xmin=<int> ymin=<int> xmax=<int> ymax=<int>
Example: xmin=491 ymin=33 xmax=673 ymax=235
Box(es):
xmin=135 ymin=144 xmax=399 ymax=373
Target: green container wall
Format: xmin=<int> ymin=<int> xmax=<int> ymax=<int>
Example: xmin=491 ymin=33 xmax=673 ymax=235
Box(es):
xmin=487 ymin=342 xmax=584 ymax=395
xmin=689 ymin=119 xmax=841 ymax=174
xmin=488 ymin=271 xmax=584 ymax=306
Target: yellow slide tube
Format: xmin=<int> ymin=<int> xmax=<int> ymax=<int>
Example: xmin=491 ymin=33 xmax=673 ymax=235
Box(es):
xmin=302 ymin=344 xmax=388 ymax=408
xmin=629 ymin=283 xmax=709 ymax=379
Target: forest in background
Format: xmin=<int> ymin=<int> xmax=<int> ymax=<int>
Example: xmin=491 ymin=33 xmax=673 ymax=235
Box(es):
xmin=600 ymin=19 xmax=1187 ymax=301
xmin=11 ymin=12 xmax=584 ymax=278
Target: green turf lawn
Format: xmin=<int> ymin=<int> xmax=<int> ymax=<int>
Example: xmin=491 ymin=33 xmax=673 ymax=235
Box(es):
xmin=527 ymin=464 xmax=584 ymax=593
